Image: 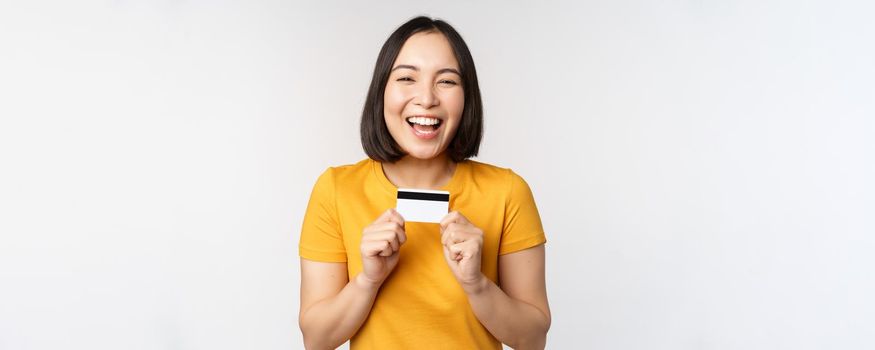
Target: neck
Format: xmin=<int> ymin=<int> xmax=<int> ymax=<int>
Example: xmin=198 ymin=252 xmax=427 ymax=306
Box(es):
xmin=381 ymin=154 xmax=457 ymax=190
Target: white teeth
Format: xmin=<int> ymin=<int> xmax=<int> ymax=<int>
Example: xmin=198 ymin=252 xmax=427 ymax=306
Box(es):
xmin=406 ymin=116 xmax=440 ymax=126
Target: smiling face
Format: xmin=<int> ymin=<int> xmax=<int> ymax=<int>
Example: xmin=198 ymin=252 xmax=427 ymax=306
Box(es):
xmin=383 ymin=31 xmax=464 ymax=161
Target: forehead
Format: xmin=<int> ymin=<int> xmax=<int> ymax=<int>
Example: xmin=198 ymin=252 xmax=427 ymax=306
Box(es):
xmin=393 ymin=31 xmax=459 ymax=70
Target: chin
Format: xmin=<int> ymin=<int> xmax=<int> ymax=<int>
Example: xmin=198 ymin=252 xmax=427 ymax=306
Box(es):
xmin=404 ymin=153 xmax=439 ymax=161
xmin=401 ymin=147 xmax=444 ymax=161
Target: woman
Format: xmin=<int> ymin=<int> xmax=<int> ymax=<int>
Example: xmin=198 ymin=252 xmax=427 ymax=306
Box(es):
xmin=298 ymin=16 xmax=550 ymax=349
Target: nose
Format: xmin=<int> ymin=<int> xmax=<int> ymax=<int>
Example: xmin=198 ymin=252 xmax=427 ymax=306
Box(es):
xmin=414 ymin=82 xmax=439 ymax=108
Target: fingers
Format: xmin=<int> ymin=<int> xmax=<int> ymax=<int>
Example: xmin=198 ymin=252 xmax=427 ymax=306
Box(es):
xmin=389 ymin=209 xmax=406 ymax=226
xmin=379 ymin=242 xmax=393 ymax=257
xmin=439 ymin=211 xmax=469 ymax=231
xmin=370 ymin=221 xmax=406 ymax=243
xmin=447 ymin=240 xmax=479 ymax=261
xmin=392 ymin=221 xmax=407 ymax=245
xmin=383 ymin=209 xmax=406 ymax=245
xmin=441 ymin=223 xmax=465 ymax=245
xmin=439 ymin=212 xmax=483 ymax=258
xmin=362 ymin=239 xmax=394 ymax=257
xmin=361 ymin=210 xmax=407 ymax=258
xmin=440 ymin=222 xmax=482 ymax=246
xmin=362 ymin=232 xmax=399 ymax=257
xmin=377 ymin=208 xmax=406 ymax=226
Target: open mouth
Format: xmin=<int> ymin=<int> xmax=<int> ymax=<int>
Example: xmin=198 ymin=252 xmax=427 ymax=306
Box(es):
xmin=406 ymin=116 xmax=443 ymax=136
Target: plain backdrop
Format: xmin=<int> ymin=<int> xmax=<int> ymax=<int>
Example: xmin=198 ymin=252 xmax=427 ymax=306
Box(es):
xmin=1 ymin=1 xmax=873 ymax=349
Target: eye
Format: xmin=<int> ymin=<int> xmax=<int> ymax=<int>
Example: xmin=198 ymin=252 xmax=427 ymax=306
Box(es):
xmin=396 ymin=77 xmax=414 ymax=82
xmin=439 ymin=80 xmax=458 ymax=85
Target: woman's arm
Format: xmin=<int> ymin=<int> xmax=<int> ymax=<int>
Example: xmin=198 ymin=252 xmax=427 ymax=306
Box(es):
xmin=464 ymin=245 xmax=551 ymax=349
xmin=299 ymin=209 xmax=407 ymax=349
xmin=439 ymin=211 xmax=550 ymax=349
xmin=298 ymin=260 xmax=381 ymax=349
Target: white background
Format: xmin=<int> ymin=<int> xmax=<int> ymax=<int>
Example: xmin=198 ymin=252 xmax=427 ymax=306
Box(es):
xmin=1 ymin=1 xmax=873 ymax=349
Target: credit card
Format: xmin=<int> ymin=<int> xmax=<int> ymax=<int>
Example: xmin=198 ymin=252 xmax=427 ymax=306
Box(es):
xmin=395 ymin=188 xmax=450 ymax=223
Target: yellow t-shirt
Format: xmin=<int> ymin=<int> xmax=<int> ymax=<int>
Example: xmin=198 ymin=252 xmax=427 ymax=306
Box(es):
xmin=299 ymin=158 xmax=546 ymax=349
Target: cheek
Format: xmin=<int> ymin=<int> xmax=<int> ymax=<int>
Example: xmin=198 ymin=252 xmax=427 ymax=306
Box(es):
xmin=446 ymin=91 xmax=465 ymax=123
xmin=446 ymin=88 xmax=464 ymax=111
xmin=383 ymin=86 xmax=408 ymax=113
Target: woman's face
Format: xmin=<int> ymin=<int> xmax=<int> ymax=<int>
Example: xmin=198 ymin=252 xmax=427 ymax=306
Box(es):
xmin=383 ymin=31 xmax=464 ymax=161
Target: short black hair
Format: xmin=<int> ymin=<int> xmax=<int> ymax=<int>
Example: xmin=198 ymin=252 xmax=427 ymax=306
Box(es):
xmin=360 ymin=16 xmax=483 ymax=163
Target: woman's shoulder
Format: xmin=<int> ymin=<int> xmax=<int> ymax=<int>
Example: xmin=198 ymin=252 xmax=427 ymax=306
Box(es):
xmin=463 ymin=159 xmax=529 ymax=188
xmin=464 ymin=159 xmax=508 ymax=174
xmin=319 ymin=158 xmax=372 ymax=175
xmin=311 ymin=158 xmax=373 ymax=186
xmin=327 ymin=158 xmax=371 ymax=172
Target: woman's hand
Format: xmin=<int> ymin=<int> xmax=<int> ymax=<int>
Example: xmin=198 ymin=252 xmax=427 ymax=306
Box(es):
xmin=440 ymin=211 xmax=486 ymax=293
xmin=360 ymin=208 xmax=407 ymax=288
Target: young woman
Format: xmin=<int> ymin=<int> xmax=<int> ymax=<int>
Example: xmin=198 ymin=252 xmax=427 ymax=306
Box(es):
xmin=298 ymin=16 xmax=550 ymax=349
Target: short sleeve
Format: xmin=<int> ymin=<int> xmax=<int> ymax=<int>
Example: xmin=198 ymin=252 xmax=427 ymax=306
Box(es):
xmin=499 ymin=170 xmax=547 ymax=255
xmin=298 ymin=168 xmax=348 ymax=262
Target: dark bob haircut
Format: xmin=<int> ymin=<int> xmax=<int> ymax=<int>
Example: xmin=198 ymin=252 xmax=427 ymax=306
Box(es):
xmin=360 ymin=16 xmax=483 ymax=163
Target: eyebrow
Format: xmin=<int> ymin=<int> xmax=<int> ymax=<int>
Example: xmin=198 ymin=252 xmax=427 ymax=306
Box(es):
xmin=391 ymin=64 xmax=461 ymax=77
